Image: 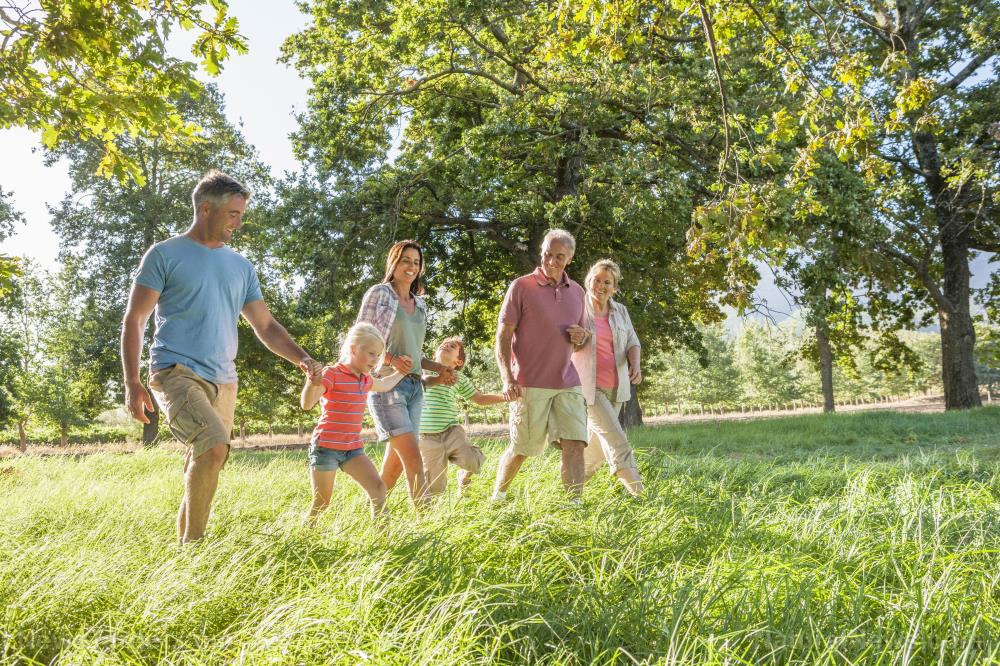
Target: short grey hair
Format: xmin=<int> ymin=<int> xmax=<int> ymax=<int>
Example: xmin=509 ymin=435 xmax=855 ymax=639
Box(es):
xmin=192 ymin=170 xmax=251 ymax=212
xmin=541 ymin=228 xmax=576 ymax=255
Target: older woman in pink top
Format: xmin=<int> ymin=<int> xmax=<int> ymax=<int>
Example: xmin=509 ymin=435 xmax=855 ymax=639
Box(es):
xmin=572 ymin=259 xmax=644 ymax=496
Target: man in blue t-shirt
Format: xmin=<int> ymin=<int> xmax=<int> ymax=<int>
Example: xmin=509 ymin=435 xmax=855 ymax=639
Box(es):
xmin=121 ymin=170 xmax=323 ymax=544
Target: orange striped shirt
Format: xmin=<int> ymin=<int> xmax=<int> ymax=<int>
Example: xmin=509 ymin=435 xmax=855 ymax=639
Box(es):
xmin=311 ymin=364 xmax=373 ymax=450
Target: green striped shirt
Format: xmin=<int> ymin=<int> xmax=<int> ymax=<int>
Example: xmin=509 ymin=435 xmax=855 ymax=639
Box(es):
xmin=420 ymin=372 xmax=476 ymax=434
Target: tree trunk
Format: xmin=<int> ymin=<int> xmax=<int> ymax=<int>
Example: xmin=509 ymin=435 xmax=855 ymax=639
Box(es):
xmin=815 ymin=323 xmax=835 ymax=413
xmin=17 ymin=420 xmax=26 ymax=453
xmin=938 ymin=227 xmax=982 ymax=409
xmin=60 ymin=420 xmax=68 ymax=447
xmin=142 ymin=389 xmax=160 ymax=447
xmin=618 ymin=382 xmax=643 ymax=429
xmin=910 ymin=129 xmax=982 ymax=410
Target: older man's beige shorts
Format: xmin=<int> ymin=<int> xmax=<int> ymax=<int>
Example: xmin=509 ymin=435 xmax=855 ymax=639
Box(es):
xmin=419 ymin=425 xmax=486 ymax=495
xmin=509 ymin=386 xmax=588 ymax=457
xmin=149 ymin=364 xmax=237 ymax=459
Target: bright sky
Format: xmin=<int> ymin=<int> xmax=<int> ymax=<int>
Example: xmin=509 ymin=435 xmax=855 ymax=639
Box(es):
xmin=0 ymin=2 xmax=993 ymax=311
xmin=0 ymin=2 xmax=310 ymax=268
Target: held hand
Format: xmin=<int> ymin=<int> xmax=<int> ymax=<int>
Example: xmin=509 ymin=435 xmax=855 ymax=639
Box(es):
xmin=298 ymin=357 xmax=324 ymax=378
xmin=308 ymin=370 xmax=327 ymax=388
xmin=502 ymin=379 xmax=523 ymax=401
xmin=628 ymin=363 xmax=642 ymax=384
xmin=390 ymin=354 xmax=413 ymax=375
xmin=566 ymin=325 xmax=589 ymax=347
xmin=437 ymin=366 xmax=458 ymax=386
xmin=125 ymin=380 xmax=154 ymax=424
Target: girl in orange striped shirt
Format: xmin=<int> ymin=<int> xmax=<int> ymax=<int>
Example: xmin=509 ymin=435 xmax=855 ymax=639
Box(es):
xmin=301 ymin=323 xmax=402 ymax=522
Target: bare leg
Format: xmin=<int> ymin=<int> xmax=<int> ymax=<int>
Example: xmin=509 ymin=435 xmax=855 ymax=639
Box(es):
xmin=341 ymin=454 xmax=388 ymax=518
xmin=559 ymin=439 xmax=585 ymax=500
xmin=177 ymin=448 xmax=193 ymax=540
xmin=380 ymin=433 xmax=427 ymax=506
xmin=493 ymin=447 xmax=527 ymax=495
xmin=615 ymin=468 xmax=644 ymax=497
xmin=380 ymin=443 xmax=403 ymax=492
xmin=307 ymin=469 xmax=336 ymax=524
xmin=180 ymin=443 xmax=229 ymax=544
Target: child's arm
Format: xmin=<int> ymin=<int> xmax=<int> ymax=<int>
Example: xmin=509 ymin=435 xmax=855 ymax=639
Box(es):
xmin=471 ymin=391 xmax=508 ymax=406
xmin=422 ymin=371 xmax=444 ymax=388
xmin=371 ymin=369 xmax=403 ymax=393
xmin=301 ymin=372 xmax=325 ymax=410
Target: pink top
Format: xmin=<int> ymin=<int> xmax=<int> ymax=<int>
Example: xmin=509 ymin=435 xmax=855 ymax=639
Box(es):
xmin=594 ymin=315 xmax=618 ymax=389
xmin=499 ymin=267 xmax=586 ymax=389
xmin=312 ymin=363 xmax=373 ymax=450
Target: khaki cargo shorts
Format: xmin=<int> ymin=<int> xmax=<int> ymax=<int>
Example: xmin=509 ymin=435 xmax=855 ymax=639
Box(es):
xmin=419 ymin=425 xmax=485 ymax=495
xmin=509 ymin=386 xmax=588 ymax=457
xmin=148 ymin=364 xmax=237 ymax=459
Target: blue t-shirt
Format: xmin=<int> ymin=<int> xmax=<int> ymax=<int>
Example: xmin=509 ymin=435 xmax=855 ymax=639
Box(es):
xmin=133 ymin=235 xmax=263 ymax=384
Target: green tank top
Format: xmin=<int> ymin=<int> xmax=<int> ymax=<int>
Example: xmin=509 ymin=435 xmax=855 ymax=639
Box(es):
xmin=386 ymin=302 xmax=425 ymax=372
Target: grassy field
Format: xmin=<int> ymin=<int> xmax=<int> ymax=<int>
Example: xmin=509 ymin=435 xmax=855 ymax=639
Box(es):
xmin=2 ymin=408 xmax=1000 ymax=665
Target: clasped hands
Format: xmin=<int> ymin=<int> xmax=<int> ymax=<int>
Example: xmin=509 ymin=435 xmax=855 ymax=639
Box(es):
xmin=566 ymin=325 xmax=589 ymax=347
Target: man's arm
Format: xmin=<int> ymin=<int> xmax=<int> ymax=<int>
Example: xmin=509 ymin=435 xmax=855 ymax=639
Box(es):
xmin=495 ymin=323 xmax=521 ymax=400
xmin=471 ymin=391 xmax=507 ymax=406
xmin=241 ymin=299 xmax=322 ymax=377
xmin=121 ymin=284 xmax=160 ymax=424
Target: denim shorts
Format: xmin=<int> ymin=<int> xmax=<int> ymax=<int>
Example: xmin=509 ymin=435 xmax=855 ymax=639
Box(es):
xmin=308 ymin=444 xmax=366 ymax=471
xmin=368 ymin=375 xmax=423 ymax=442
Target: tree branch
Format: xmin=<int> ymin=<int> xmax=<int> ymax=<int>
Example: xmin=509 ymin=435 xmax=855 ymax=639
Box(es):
xmin=696 ymin=0 xmax=732 ymax=182
xmin=878 ymin=242 xmax=953 ymax=311
xmin=875 ymin=149 xmax=922 ymax=176
xmin=940 ymin=50 xmax=996 ymax=92
xmin=372 ymin=66 xmax=522 ymax=98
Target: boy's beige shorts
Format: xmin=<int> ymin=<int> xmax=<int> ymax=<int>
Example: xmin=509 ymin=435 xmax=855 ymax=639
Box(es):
xmin=419 ymin=425 xmax=485 ymax=494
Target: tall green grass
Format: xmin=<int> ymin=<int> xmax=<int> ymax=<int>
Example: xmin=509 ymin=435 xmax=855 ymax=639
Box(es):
xmin=2 ymin=408 xmax=1000 ymax=664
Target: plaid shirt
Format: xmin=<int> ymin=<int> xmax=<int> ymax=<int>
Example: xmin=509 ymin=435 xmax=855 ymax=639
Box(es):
xmin=356 ymin=283 xmax=427 ymax=342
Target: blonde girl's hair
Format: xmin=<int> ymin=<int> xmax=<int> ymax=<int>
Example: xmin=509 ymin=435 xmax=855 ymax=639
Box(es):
xmin=339 ymin=322 xmax=386 ymax=366
xmin=585 ymin=259 xmax=623 ymax=293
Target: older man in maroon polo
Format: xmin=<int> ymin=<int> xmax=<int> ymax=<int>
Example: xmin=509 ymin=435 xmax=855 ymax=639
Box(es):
xmin=492 ymin=228 xmax=592 ymax=502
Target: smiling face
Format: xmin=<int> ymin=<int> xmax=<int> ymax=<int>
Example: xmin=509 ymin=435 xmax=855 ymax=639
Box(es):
xmin=391 ymin=247 xmax=422 ymax=288
xmin=540 ymin=239 xmax=573 ymax=283
xmin=201 ymin=194 xmax=247 ymax=244
xmin=350 ymin=339 xmax=385 ymax=375
xmin=435 ymin=339 xmax=465 ymax=369
xmin=588 ymin=268 xmax=618 ymax=306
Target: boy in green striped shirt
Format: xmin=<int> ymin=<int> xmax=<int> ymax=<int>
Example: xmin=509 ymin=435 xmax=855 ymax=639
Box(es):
xmin=420 ymin=337 xmax=507 ymax=497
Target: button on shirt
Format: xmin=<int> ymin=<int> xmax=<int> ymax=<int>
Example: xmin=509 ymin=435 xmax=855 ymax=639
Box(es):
xmin=499 ymin=267 xmax=586 ymax=389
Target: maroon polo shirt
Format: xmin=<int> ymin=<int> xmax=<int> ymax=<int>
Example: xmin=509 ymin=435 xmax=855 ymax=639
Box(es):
xmin=499 ymin=267 xmax=586 ymax=389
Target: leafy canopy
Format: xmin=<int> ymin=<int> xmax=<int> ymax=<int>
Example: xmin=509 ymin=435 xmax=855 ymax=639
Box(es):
xmin=0 ymin=0 xmax=247 ymax=182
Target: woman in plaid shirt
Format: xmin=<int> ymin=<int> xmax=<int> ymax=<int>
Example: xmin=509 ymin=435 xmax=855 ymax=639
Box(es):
xmin=356 ymin=240 xmax=457 ymax=506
